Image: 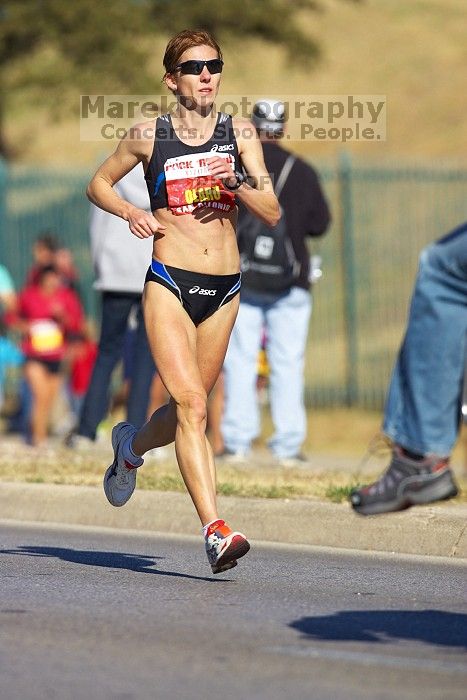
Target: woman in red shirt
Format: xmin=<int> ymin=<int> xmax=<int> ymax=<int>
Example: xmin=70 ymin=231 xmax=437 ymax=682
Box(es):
xmin=17 ymin=265 xmax=84 ymax=446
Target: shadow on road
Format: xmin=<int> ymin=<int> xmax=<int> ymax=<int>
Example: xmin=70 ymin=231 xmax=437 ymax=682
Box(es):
xmin=1 ymin=545 xmax=229 ymax=583
xmin=290 ymin=610 xmax=467 ymax=649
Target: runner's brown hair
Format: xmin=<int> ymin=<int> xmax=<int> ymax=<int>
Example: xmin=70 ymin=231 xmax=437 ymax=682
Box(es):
xmin=163 ymin=29 xmax=222 ymax=77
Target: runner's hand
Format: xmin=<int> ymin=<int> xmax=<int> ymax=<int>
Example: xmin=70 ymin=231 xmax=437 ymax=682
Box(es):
xmin=127 ymin=208 xmax=166 ymax=239
xmin=206 ymin=156 xmax=236 ymax=188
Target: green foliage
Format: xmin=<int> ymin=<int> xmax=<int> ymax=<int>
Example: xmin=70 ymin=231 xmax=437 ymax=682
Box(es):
xmin=1 ymin=0 xmax=152 ymax=91
xmin=217 ymin=481 xmax=303 ymax=499
xmin=148 ymin=0 xmax=323 ymax=62
xmin=0 ymin=0 xmax=155 ymax=156
xmin=325 ymin=483 xmax=361 ymax=503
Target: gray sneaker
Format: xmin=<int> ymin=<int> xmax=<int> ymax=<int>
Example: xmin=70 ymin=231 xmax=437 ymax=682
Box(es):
xmin=350 ymin=447 xmax=459 ymax=515
xmin=103 ymin=422 xmax=140 ymax=507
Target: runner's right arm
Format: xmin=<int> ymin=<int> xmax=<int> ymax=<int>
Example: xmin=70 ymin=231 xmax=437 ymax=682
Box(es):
xmin=86 ymin=124 xmax=165 ymax=239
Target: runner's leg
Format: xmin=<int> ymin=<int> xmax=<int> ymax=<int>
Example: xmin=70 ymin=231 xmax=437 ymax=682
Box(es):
xmin=133 ymin=283 xmax=239 ymax=524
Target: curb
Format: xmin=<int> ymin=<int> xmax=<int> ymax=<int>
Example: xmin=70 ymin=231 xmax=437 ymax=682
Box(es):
xmin=1 ymin=482 xmax=466 ymax=559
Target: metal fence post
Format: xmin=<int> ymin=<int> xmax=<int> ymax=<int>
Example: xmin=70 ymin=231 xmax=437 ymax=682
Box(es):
xmin=0 ymin=158 xmax=7 ymax=257
xmin=338 ymin=151 xmax=358 ymax=405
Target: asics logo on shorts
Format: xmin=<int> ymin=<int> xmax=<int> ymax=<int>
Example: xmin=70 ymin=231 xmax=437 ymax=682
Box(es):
xmin=189 ymin=285 xmax=217 ymax=296
xmin=210 ymin=143 xmax=234 ymax=152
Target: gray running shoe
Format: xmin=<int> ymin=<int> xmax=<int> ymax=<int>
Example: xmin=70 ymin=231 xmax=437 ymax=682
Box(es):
xmin=350 ymin=447 xmax=459 ymax=515
xmin=103 ymin=422 xmax=140 ymax=507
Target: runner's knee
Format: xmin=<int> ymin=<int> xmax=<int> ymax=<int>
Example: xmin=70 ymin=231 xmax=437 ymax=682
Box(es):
xmin=176 ymin=391 xmax=208 ymax=429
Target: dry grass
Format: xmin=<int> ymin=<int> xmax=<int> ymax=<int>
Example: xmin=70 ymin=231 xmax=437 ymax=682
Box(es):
xmin=0 ymin=444 xmax=355 ymax=500
xmin=1 ymin=409 xmax=465 ymax=503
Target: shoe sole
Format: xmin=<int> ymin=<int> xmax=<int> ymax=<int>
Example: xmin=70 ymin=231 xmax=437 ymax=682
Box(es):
xmin=352 ymin=474 xmax=459 ymax=516
xmin=211 ymin=536 xmax=250 ymax=574
xmin=212 ymin=560 xmax=238 ymax=574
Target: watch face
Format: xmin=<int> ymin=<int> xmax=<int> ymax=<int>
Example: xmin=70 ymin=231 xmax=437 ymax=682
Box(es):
xmin=234 ymin=172 xmax=246 ymax=188
xmin=224 ymin=173 xmax=242 ymax=190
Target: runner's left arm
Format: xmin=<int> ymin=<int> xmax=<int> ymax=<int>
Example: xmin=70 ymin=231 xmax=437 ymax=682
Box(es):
xmin=206 ymin=118 xmax=280 ymax=227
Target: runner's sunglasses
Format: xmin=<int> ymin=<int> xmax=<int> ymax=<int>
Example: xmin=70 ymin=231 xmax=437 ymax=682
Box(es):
xmin=175 ymin=59 xmax=224 ymax=75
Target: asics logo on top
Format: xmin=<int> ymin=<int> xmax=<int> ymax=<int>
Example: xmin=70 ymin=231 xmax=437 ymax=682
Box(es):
xmin=210 ymin=143 xmax=234 ymax=152
xmin=189 ymin=286 xmax=217 ymax=296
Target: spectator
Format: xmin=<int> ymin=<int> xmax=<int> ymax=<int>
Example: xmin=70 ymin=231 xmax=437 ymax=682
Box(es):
xmin=67 ymin=330 xmax=98 ymax=422
xmin=67 ymin=165 xmax=155 ymax=447
xmin=16 ymin=265 xmax=84 ymax=446
xmin=55 ymin=246 xmax=80 ymax=292
xmin=27 ymin=233 xmax=80 ymax=291
xmin=0 ymin=262 xmax=17 ymax=316
xmin=0 ymin=263 xmax=23 ymax=430
xmin=350 ymin=224 xmax=465 ymax=514
xmin=0 ymin=317 xmax=23 ymax=413
xmin=221 ymin=99 xmax=331 ymax=466
xmin=26 ymin=233 xmax=59 ymax=286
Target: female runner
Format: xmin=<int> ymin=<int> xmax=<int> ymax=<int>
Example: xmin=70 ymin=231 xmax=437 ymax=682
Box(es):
xmin=87 ymin=29 xmax=279 ymax=573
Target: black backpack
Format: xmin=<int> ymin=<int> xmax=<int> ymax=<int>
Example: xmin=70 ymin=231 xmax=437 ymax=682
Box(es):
xmin=237 ymin=155 xmax=299 ymax=294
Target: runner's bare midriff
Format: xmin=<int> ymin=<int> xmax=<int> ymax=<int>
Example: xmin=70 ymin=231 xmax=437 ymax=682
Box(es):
xmin=151 ymin=206 xmax=240 ymax=275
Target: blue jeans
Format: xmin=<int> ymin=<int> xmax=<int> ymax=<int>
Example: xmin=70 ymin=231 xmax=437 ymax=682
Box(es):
xmin=383 ymin=224 xmax=467 ymax=457
xmin=222 ymin=286 xmax=312 ymax=458
xmin=78 ymin=292 xmax=155 ymax=439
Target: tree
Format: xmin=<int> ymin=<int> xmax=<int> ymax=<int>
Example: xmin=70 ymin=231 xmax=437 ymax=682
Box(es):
xmin=0 ymin=0 xmax=152 ymax=157
xmin=148 ymin=0 xmax=325 ymax=61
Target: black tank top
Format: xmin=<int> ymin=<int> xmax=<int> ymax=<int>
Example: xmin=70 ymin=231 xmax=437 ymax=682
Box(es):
xmin=145 ymin=112 xmax=241 ymax=216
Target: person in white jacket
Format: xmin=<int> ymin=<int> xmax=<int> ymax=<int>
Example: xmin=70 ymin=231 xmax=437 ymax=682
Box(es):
xmin=69 ymin=164 xmax=155 ymax=444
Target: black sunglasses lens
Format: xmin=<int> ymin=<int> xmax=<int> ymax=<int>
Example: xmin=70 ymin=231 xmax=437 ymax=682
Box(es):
xmin=207 ymin=60 xmax=223 ymax=74
xmin=175 ymin=61 xmax=193 ymax=74
xmin=179 ymin=59 xmax=223 ymax=75
xmin=179 ymin=61 xmax=201 ymax=75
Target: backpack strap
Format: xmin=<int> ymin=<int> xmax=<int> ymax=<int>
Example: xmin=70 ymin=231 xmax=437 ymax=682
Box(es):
xmin=274 ymin=154 xmax=296 ymax=198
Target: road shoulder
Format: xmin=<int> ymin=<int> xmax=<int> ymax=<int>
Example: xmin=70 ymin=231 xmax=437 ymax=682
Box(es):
xmin=1 ymin=481 xmax=466 ymax=559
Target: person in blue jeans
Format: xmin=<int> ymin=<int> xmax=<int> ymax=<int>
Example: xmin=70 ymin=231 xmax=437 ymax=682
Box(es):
xmin=222 ymin=99 xmax=331 ymax=465
xmin=351 ymin=223 xmax=466 ymax=514
xmin=68 ymin=166 xmax=155 ymax=444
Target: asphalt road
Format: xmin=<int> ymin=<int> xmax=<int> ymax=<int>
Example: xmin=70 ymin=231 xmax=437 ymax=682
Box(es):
xmin=1 ymin=521 xmax=466 ymax=700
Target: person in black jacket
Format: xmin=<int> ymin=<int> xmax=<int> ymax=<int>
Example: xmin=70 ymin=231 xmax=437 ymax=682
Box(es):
xmin=222 ymin=99 xmax=331 ymax=466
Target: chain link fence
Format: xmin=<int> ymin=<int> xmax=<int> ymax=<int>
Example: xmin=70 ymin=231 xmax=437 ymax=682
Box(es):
xmin=1 ymin=155 xmax=466 ymax=409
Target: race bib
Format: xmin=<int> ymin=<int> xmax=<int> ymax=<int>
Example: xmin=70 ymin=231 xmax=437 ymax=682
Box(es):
xmin=164 ymin=151 xmax=236 ymax=216
xmin=30 ymin=320 xmax=64 ymax=354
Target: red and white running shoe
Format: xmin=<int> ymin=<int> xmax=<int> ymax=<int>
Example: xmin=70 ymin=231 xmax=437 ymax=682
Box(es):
xmin=205 ymin=519 xmax=250 ymax=574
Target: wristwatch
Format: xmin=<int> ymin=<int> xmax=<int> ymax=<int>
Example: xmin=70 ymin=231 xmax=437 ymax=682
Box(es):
xmin=223 ymin=171 xmax=247 ymax=191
